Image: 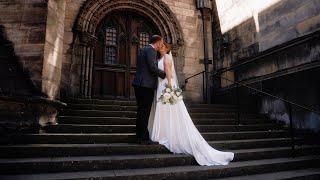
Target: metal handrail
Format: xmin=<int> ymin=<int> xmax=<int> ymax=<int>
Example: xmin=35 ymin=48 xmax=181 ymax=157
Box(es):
xmin=212 ymin=71 xmax=320 ymax=157
xmin=184 ymin=68 xmax=319 ymax=156
xmin=185 ymin=69 xmax=320 ymax=115
xmin=184 ymin=71 xmax=205 ymax=83
xmin=212 ymin=72 xmax=320 ymax=115
xmin=184 ymin=71 xmax=206 ymax=102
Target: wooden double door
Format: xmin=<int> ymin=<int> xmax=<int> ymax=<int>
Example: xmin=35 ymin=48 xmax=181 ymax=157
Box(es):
xmin=93 ymin=11 xmax=160 ymax=99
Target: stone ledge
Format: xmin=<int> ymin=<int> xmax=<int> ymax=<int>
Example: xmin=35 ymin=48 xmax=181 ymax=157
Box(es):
xmin=0 ymin=95 xmax=66 ymax=134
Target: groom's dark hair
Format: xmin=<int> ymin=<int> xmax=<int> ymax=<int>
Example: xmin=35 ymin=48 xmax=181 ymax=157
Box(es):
xmin=150 ymin=35 xmax=163 ymax=44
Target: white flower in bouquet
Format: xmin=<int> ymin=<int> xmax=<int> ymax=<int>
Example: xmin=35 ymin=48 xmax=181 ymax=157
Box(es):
xmin=165 ymin=88 xmax=171 ymax=93
xmin=163 ymin=92 xmax=171 ymax=101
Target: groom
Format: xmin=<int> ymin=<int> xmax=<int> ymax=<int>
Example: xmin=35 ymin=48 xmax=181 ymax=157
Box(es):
xmin=132 ymin=35 xmax=166 ymax=145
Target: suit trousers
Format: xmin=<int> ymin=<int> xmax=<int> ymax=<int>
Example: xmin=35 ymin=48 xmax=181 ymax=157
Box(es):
xmin=133 ymin=85 xmax=155 ymax=142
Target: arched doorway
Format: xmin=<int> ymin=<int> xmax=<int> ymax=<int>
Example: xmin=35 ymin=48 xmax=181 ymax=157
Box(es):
xmin=72 ymin=0 xmax=184 ymax=99
xmin=93 ymin=11 xmax=160 ymax=99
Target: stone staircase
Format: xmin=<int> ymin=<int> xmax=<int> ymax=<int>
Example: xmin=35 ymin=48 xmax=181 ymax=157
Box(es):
xmin=0 ymin=99 xmax=319 ymax=179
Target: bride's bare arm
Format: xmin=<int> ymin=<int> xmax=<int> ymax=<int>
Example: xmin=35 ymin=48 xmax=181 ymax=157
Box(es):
xmin=163 ymin=54 xmax=173 ymax=87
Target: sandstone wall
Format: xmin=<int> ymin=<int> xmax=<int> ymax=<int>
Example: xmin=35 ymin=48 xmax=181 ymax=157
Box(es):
xmin=0 ymin=0 xmax=68 ymax=100
xmin=42 ymin=0 xmax=66 ymax=100
xmin=61 ymin=0 xmax=86 ymax=97
xmin=162 ymin=0 xmax=210 ymax=102
xmin=0 ymin=0 xmax=48 ymax=89
xmin=0 ymin=0 xmax=66 ymax=131
xmin=215 ymin=0 xmax=320 ymax=67
xmin=258 ymin=0 xmax=320 ymax=51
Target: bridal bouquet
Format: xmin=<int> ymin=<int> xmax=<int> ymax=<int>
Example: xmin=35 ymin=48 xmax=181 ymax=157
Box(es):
xmin=158 ymin=84 xmax=183 ymax=105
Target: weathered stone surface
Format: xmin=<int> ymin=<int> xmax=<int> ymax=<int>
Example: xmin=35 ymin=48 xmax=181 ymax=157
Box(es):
xmin=215 ymin=0 xmax=320 ymax=67
xmin=42 ymin=0 xmax=66 ymax=100
xmin=0 ymin=0 xmax=48 ymax=90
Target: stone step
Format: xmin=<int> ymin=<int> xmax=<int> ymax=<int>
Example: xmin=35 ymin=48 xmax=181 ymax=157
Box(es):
xmin=186 ymin=103 xmax=236 ymax=109
xmin=189 ymin=112 xmax=262 ymax=119
xmin=66 ymin=104 xmax=137 ymax=111
xmin=213 ymin=168 xmax=320 ymax=180
xmin=60 ymin=109 xmax=262 ymax=119
xmin=64 ymin=99 xmax=137 ymax=106
xmin=188 ymin=108 xmax=237 ymax=113
xmin=44 ymin=124 xmax=136 ymax=133
xmin=58 ymin=116 xmax=271 ymax=125
xmin=0 ymin=111 xmax=35 ymax=118
xmin=44 ymin=124 xmax=282 ymax=133
xmin=0 ymin=138 xmax=303 ymax=158
xmin=0 ymin=156 xmax=319 ymax=179
xmin=58 ymin=116 xmax=136 ymax=125
xmin=7 ymin=133 xmax=137 ymax=144
xmin=201 ymin=130 xmax=288 ymax=141
xmin=5 ymin=130 xmax=288 ymax=144
xmin=196 ymin=124 xmax=282 ymax=132
xmin=58 ymin=116 xmax=273 ymax=125
xmin=0 ymin=146 xmax=318 ymax=175
xmin=212 ymin=138 xmax=301 ymax=150
xmin=60 ymin=110 xmax=137 ymax=118
xmin=65 ymin=103 xmax=237 ymax=113
xmin=193 ymin=118 xmax=276 ymax=125
xmin=64 ymin=99 xmax=236 ymax=108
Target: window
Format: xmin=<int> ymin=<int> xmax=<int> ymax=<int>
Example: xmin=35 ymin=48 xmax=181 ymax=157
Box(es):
xmin=139 ymin=32 xmax=150 ymax=49
xmin=105 ymin=27 xmax=117 ymax=64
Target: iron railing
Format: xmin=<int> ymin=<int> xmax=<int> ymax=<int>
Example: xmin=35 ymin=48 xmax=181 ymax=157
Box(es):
xmin=211 ymin=70 xmax=320 ymax=157
xmin=183 ymin=71 xmax=206 ymax=103
xmin=184 ymin=69 xmax=320 ymax=157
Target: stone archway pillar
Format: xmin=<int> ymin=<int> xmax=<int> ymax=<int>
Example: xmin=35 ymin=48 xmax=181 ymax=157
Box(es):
xmin=74 ymin=31 xmax=97 ymax=99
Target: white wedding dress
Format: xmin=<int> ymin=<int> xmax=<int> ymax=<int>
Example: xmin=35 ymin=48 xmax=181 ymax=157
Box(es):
xmin=148 ymin=54 xmax=234 ymax=166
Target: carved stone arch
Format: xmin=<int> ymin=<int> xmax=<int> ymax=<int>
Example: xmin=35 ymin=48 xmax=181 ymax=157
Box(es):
xmin=75 ymin=0 xmax=184 ymax=47
xmin=73 ymin=0 xmax=185 ymax=98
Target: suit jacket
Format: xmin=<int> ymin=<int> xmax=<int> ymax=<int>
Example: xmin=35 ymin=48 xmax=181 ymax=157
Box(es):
xmin=132 ymin=45 xmax=166 ymax=89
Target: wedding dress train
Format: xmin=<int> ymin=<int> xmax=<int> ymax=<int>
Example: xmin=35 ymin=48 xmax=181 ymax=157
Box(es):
xmin=148 ymin=55 xmax=234 ymax=166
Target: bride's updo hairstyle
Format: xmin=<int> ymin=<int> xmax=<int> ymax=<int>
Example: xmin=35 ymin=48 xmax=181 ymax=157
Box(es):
xmin=150 ymin=35 xmax=163 ymax=44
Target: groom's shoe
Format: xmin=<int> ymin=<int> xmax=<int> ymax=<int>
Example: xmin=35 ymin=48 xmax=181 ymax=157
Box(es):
xmin=139 ymin=140 xmax=148 ymax=145
xmin=145 ymin=140 xmax=159 ymax=145
xmin=148 ymin=141 xmax=159 ymax=145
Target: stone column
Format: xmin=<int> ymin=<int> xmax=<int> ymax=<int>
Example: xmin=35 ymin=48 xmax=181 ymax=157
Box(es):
xmin=77 ymin=31 xmax=97 ymax=99
xmin=199 ymin=7 xmax=214 ymax=103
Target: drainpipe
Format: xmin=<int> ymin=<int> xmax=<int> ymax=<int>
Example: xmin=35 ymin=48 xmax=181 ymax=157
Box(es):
xmin=196 ymin=0 xmax=213 ymax=103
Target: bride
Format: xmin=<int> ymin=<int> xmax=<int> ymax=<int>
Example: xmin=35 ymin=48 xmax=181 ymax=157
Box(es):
xmin=148 ymin=42 xmax=234 ymax=166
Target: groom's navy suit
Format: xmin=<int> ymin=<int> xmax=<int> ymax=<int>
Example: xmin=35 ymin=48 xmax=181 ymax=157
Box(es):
xmin=132 ymin=44 xmax=166 ymax=142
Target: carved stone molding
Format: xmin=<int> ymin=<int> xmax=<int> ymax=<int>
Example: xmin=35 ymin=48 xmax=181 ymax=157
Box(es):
xmin=74 ymin=0 xmax=184 ymax=48
xmin=76 ymin=30 xmax=98 ymax=47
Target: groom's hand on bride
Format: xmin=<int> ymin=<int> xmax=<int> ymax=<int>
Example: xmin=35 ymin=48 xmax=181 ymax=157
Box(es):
xmin=160 ymin=71 xmax=166 ymax=79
